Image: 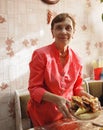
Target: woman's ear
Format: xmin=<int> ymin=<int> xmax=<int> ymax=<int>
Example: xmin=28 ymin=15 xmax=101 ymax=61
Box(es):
xmin=51 ymin=29 xmax=54 ymax=38
xmin=73 ymin=29 xmax=75 ymax=34
xmin=52 ymin=35 xmax=54 ymax=38
xmin=72 ymin=29 xmax=75 ymax=39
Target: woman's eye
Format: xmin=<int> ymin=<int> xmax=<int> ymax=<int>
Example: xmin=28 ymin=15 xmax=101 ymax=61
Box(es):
xmin=66 ymin=26 xmax=72 ymax=31
xmin=55 ymin=25 xmax=72 ymax=31
xmin=56 ymin=26 xmax=62 ymax=30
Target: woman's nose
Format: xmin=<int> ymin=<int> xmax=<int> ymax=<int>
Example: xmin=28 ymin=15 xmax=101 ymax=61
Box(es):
xmin=61 ymin=28 xmax=66 ymax=33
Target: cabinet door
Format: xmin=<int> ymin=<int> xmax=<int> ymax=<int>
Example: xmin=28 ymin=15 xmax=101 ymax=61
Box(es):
xmin=89 ymin=82 xmax=102 ymax=98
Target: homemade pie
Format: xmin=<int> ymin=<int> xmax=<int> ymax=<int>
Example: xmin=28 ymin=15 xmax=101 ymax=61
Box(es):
xmin=70 ymin=96 xmax=101 ymax=120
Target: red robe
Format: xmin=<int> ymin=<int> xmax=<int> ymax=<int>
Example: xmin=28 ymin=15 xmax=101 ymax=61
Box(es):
xmin=27 ymin=43 xmax=83 ymax=127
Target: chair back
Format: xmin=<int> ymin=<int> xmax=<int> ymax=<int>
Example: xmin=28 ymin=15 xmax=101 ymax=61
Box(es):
xmin=15 ymin=88 xmax=32 ymax=130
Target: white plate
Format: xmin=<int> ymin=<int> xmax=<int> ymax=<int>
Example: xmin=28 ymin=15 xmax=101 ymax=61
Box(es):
xmin=70 ymin=109 xmax=101 ymax=120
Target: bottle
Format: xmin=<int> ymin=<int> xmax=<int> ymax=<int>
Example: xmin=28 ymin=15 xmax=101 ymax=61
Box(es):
xmin=100 ymin=68 xmax=103 ymax=80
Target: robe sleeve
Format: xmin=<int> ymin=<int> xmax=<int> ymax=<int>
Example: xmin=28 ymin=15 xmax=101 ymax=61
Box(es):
xmin=73 ymin=66 xmax=84 ymax=95
xmin=28 ymin=50 xmax=46 ymax=103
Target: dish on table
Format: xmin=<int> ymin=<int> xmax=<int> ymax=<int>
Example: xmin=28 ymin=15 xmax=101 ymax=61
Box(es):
xmin=70 ymin=96 xmax=102 ymax=120
xmin=70 ymin=108 xmax=101 ymax=120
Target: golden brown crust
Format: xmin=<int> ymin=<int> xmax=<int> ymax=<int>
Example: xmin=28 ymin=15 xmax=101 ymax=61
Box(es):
xmin=71 ymin=96 xmax=101 ymax=113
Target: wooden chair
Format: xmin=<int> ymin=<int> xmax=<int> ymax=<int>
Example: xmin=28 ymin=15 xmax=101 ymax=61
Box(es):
xmin=82 ymin=79 xmax=90 ymax=93
xmin=15 ymin=88 xmax=33 ymax=130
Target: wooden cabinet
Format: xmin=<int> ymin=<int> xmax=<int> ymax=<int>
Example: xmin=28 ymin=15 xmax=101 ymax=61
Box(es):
xmin=88 ymin=80 xmax=103 ymax=98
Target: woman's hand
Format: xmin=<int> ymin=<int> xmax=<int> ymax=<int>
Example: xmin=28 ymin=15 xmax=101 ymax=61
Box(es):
xmin=55 ymin=96 xmax=72 ymax=118
xmin=78 ymin=90 xmax=93 ymax=99
xmin=78 ymin=90 xmax=102 ymax=111
xmin=42 ymin=91 xmax=72 ymax=118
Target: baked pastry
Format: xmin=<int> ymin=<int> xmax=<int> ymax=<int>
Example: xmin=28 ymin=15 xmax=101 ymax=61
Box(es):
xmin=70 ymin=96 xmax=101 ymax=119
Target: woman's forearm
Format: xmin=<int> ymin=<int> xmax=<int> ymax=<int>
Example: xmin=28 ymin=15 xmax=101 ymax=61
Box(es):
xmin=42 ymin=91 xmax=71 ymax=118
xmin=42 ymin=91 xmax=62 ymax=105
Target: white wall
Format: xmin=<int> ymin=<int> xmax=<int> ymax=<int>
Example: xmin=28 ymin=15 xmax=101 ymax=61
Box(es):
xmin=0 ymin=0 xmax=103 ymax=129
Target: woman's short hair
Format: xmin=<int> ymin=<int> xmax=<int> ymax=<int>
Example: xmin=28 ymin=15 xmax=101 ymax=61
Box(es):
xmin=51 ymin=13 xmax=76 ymax=30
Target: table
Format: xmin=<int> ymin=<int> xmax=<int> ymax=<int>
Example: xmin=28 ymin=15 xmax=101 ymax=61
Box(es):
xmin=28 ymin=110 xmax=103 ymax=130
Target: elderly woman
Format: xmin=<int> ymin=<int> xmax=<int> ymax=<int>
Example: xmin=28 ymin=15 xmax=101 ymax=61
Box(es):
xmin=27 ymin=13 xmax=94 ymax=127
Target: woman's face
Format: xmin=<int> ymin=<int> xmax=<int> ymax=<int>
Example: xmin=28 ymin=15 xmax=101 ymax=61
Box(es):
xmin=51 ymin=17 xmax=74 ymax=46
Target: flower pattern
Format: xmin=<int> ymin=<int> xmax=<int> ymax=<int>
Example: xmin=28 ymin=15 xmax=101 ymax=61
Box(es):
xmin=0 ymin=15 xmax=6 ymax=23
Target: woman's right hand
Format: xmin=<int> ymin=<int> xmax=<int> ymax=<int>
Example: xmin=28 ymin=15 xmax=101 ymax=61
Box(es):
xmin=55 ymin=96 xmax=72 ymax=118
xmin=43 ymin=91 xmax=72 ymax=118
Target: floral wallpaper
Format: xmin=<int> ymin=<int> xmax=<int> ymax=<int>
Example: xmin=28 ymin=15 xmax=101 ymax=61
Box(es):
xmin=0 ymin=0 xmax=103 ymax=130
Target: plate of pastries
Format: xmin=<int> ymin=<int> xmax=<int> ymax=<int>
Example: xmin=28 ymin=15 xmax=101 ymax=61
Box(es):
xmin=70 ymin=96 xmax=102 ymax=120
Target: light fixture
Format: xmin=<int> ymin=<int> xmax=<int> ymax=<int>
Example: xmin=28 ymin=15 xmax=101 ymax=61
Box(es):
xmin=41 ymin=0 xmax=60 ymax=4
